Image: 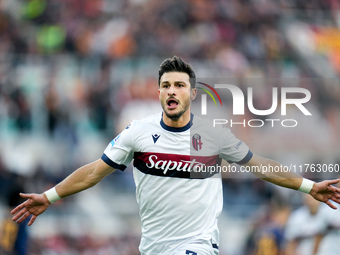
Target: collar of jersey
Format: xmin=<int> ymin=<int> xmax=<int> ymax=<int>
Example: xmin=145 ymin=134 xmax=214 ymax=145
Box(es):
xmin=160 ymin=112 xmax=193 ymax=132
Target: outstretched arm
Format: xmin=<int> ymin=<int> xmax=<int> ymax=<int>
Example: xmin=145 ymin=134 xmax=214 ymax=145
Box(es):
xmin=11 ymin=159 xmax=115 ymax=226
xmin=244 ymin=154 xmax=340 ymax=209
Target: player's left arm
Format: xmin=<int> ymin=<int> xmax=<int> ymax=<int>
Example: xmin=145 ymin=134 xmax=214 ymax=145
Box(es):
xmin=243 ymin=154 xmax=340 ymax=209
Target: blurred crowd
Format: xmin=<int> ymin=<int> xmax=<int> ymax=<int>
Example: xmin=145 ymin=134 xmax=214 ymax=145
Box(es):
xmin=1 ymin=0 xmax=340 ymax=135
xmin=1 ymin=0 xmax=339 ymax=58
xmin=1 ymin=0 xmax=340 ymax=254
xmin=28 ymin=235 xmax=140 ymax=255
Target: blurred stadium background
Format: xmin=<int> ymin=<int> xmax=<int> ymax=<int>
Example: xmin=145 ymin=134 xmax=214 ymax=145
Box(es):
xmin=0 ymin=0 xmax=340 ymax=254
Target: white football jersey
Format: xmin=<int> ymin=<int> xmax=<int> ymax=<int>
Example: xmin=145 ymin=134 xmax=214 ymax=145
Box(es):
xmin=102 ymin=112 xmax=252 ymax=254
xmin=285 ymin=206 xmax=325 ymax=255
xmin=316 ymin=202 xmax=340 ymax=255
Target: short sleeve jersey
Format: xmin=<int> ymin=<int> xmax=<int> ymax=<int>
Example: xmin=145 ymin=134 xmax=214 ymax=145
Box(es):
xmin=102 ymin=112 xmax=252 ymax=254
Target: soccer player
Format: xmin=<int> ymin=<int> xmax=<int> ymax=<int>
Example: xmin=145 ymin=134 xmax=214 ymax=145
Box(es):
xmin=284 ymin=194 xmax=322 ymax=255
xmin=285 ymin=193 xmax=340 ymax=255
xmin=11 ymin=56 xmax=340 ymax=255
xmin=314 ymin=199 xmax=340 ymax=255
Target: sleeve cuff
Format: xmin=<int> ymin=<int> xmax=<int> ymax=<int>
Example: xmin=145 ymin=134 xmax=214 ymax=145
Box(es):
xmin=227 ymin=150 xmax=253 ymax=165
xmin=101 ymin=154 xmax=127 ymax=171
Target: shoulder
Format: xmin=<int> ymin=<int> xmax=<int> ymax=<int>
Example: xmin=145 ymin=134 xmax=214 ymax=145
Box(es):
xmin=192 ymin=114 xmax=232 ymax=134
xmin=192 ymin=114 xmax=214 ymax=127
xmin=138 ymin=112 xmax=162 ymax=123
xmin=124 ymin=112 xmax=162 ymax=131
xmin=109 ymin=113 xmax=162 ymax=146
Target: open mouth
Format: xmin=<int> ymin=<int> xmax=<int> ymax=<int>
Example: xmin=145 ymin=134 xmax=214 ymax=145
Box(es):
xmin=166 ymin=98 xmax=179 ymax=109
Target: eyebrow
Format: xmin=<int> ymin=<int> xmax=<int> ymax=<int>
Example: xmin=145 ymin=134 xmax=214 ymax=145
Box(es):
xmin=161 ymin=81 xmax=187 ymax=85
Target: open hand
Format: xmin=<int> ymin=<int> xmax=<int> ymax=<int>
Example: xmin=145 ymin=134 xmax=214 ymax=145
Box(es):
xmin=310 ymin=179 xmax=340 ymax=209
xmin=11 ymin=193 xmax=51 ymax=226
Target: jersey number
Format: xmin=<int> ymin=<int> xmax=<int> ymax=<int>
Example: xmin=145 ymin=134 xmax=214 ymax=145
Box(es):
xmin=186 ymin=251 xmax=197 ymax=255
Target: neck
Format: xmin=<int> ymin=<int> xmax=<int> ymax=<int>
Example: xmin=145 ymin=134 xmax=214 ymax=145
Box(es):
xmin=162 ymin=110 xmax=191 ymax=128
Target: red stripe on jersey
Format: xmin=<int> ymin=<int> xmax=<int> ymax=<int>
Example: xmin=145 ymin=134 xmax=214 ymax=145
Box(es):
xmin=133 ymin=152 xmax=221 ymax=179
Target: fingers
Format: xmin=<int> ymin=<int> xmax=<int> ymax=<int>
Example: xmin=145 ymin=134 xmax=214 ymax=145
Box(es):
xmin=11 ymin=194 xmax=34 ymax=215
xmin=12 ymin=207 xmax=28 ymax=222
xmin=325 ymin=200 xmax=337 ymax=210
xmin=19 ymin=193 xmax=33 ymax=199
xmin=322 ymin=179 xmax=340 ymax=194
xmin=11 ymin=202 xmax=26 ymax=215
xmin=12 ymin=193 xmax=34 ymax=215
xmin=12 ymin=208 xmax=37 ymax=226
xmin=328 ymin=179 xmax=340 ymax=184
xmin=17 ymin=211 xmax=31 ymax=224
xmin=12 ymin=209 xmax=30 ymax=224
xmin=331 ymin=196 xmax=340 ymax=205
xmin=326 ymin=179 xmax=340 ymax=186
xmin=28 ymin=215 xmax=37 ymax=226
xmin=331 ymin=186 xmax=340 ymax=194
xmin=11 ymin=192 xmax=43 ymax=226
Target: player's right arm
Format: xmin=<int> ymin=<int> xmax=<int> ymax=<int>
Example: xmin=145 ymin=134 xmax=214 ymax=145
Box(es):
xmin=54 ymin=158 xmax=115 ymax=198
xmin=11 ymin=159 xmax=115 ymax=226
xmin=12 ymin=120 xmax=135 ymax=227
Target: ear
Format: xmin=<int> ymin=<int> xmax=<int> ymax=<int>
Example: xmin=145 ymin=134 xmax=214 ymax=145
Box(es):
xmin=190 ymin=88 xmax=197 ymax=100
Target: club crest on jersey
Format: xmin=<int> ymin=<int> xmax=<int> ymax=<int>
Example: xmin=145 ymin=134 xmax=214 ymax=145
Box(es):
xmin=192 ymin=133 xmax=203 ymax=151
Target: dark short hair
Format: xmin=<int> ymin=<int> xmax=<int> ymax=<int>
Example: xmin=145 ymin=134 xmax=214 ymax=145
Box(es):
xmin=158 ymin=56 xmax=196 ymax=88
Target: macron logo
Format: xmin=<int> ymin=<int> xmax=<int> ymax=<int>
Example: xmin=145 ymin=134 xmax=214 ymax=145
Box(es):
xmin=152 ymin=134 xmax=161 ymax=144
